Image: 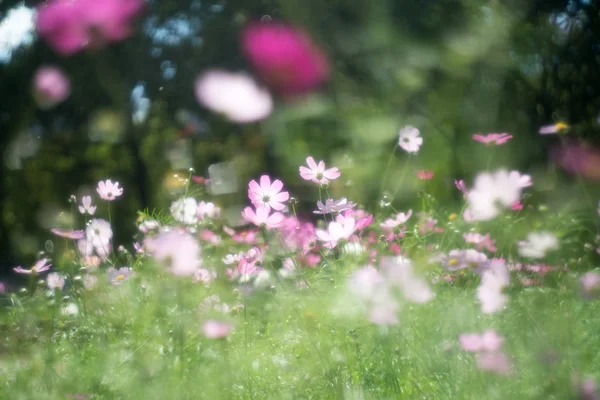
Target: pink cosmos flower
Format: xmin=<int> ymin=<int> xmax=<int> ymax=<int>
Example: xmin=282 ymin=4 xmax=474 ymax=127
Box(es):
xmin=106 ymin=267 xmax=134 ymax=285
xmin=195 ymin=70 xmax=273 ymax=123
xmin=47 ymin=272 xmax=65 ymax=290
xmin=241 ymin=22 xmax=329 ymax=95
xmin=78 ymin=195 xmax=96 ymax=215
xmin=476 ymin=352 xmax=512 ymax=375
xmin=36 ymin=0 xmax=144 ymax=55
xmin=198 ymin=229 xmax=221 ymax=244
xmin=50 ymin=228 xmax=85 ymax=240
xmin=539 ymin=122 xmax=569 ymax=135
xmin=32 ymin=66 xmax=70 ymax=109
xmin=398 ymin=126 xmax=423 ymax=153
xmin=459 ymin=330 xmax=504 ymax=353
xmin=85 ymin=219 xmax=112 ymax=254
xmin=197 ymin=201 xmax=220 ymax=220
xmin=14 ymin=258 xmax=52 ymax=274
xmin=314 ymin=198 xmax=356 ymax=214
xmin=191 ymin=175 xmax=210 ymax=185
xmin=477 ymin=259 xmax=510 ymax=313
xmin=144 ymin=230 xmax=203 ymax=277
xmin=455 ymin=179 xmax=468 ymax=194
xmin=242 ymin=206 xmax=284 ymax=229
xmin=202 ymin=320 xmax=234 ymax=339
xmin=247 ymin=175 xmax=289 ymax=211
xmin=380 ymin=210 xmax=412 ymax=231
xmin=472 ymin=133 xmax=513 ymax=145
xmin=508 ymin=170 xmax=533 ymax=188
xmin=194 ymin=268 xmax=217 ymax=285
xmin=416 ymin=170 xmax=434 ymax=180
xmin=511 ymin=200 xmax=523 ymax=211
xmin=463 ymin=232 xmax=497 ymax=253
xmin=299 ymin=156 xmax=341 ymax=185
xmin=316 ymin=214 xmax=356 ymax=248
xmin=96 ymin=179 xmax=123 ymax=201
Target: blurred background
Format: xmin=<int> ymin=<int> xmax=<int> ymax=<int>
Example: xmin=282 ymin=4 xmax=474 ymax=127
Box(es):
xmin=0 ymin=0 xmax=599 ymax=274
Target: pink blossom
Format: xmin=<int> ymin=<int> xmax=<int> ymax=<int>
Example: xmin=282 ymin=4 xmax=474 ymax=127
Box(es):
xmin=96 ymin=179 xmax=123 ymax=201
xmin=241 ymin=22 xmax=329 ymax=95
xmin=46 ymin=272 xmax=65 ymax=290
xmin=194 ymin=268 xmax=217 ymax=285
xmin=380 ymin=256 xmax=434 ymax=303
xmin=0 ymin=281 xmax=5 ymax=294
xmin=539 ymin=122 xmax=569 ymax=135
xmin=368 ymin=303 xmax=400 ymax=325
xmin=198 ymin=229 xmax=221 ymax=244
xmin=299 ymin=156 xmax=341 ymax=185
xmin=197 ymin=201 xmax=220 ymax=220
xmin=144 ymin=230 xmax=203 ymax=277
xmin=477 ymin=260 xmax=510 ymax=313
xmin=50 ymin=228 xmax=85 ymax=240
xmin=455 ymin=179 xmax=468 ymax=194
xmin=458 ymin=330 xmax=504 ymax=353
xmin=511 ymin=200 xmax=523 ymax=211
xmin=242 ymin=206 xmax=284 ymax=229
xmin=195 ymin=70 xmax=273 ymax=123
xmin=580 ymin=271 xmax=600 ymax=299
xmin=476 ymin=352 xmax=512 ymax=375
xmin=247 ymin=175 xmax=289 ymax=211
xmin=78 ymin=195 xmax=96 ymax=215
xmin=36 ymin=0 xmax=144 ymax=55
xmin=316 ymin=214 xmax=356 ymax=248
xmin=85 ymin=219 xmax=112 ymax=256
xmin=398 ymin=126 xmax=423 ymax=153
xmin=380 ymin=210 xmax=412 ymax=231
xmin=463 ymin=232 xmax=497 ymax=253
xmin=191 ymin=175 xmax=209 ymax=185
xmin=472 ymin=133 xmax=513 ymax=145
xmin=416 ymin=170 xmax=434 ymax=180
xmin=314 ymin=198 xmax=356 ymax=214
xmin=32 ymin=66 xmax=70 ymax=109
xmin=202 ymin=320 xmax=234 ymax=339
xmin=14 ymin=258 xmax=52 ymax=274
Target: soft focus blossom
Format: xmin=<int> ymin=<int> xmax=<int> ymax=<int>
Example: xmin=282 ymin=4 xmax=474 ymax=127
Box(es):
xmin=138 ymin=219 xmax=160 ymax=233
xmin=50 ymin=228 xmax=85 ymax=240
xmin=398 ymin=125 xmax=423 ymax=153
xmin=242 ymin=206 xmax=284 ymax=229
xmin=463 ymin=232 xmax=497 ymax=253
xmin=518 ymin=232 xmax=559 ymax=259
xmin=96 ymin=179 xmax=123 ymax=201
xmin=145 ymin=230 xmax=203 ymax=277
xmin=472 ymin=133 xmax=513 ymax=145
xmin=348 ymin=266 xmax=400 ymax=325
xmin=14 ymin=258 xmax=52 ymax=274
xmin=248 ymin=175 xmax=289 ymax=211
xmin=580 ymin=271 xmax=600 ymax=299
xmin=202 ymin=320 xmax=234 ymax=339
xmin=316 ymin=214 xmax=356 ymax=248
xmin=194 ymin=268 xmax=217 ymax=285
xmin=299 ymin=156 xmax=341 ymax=185
xmin=36 ymin=0 xmax=144 ymax=55
xmin=574 ymin=376 xmax=600 ymax=400
xmin=440 ymin=249 xmax=488 ymax=272
xmin=83 ymin=274 xmax=98 ymax=290
xmin=477 ymin=259 xmax=510 ymax=313
xmin=222 ymin=252 xmax=245 ymax=265
xmin=78 ymin=195 xmax=96 ymax=215
xmin=85 ymin=218 xmax=112 ymax=252
xmin=455 ymin=179 xmax=468 ymax=194
xmin=195 ymin=70 xmax=273 ymax=123
xmin=511 ymin=200 xmax=523 ymax=211
xmin=197 ymin=201 xmax=220 ymax=220
xmin=106 ymin=267 xmax=133 ymax=285
xmin=509 ymin=170 xmax=533 ymax=188
xmin=459 ymin=330 xmax=504 ymax=353
xmin=241 ymin=22 xmax=329 ymax=95
xmin=32 ymin=66 xmax=70 ymax=109
xmin=46 ymin=272 xmax=65 ymax=290
xmin=551 ymin=141 xmax=600 ymax=181
xmin=380 ymin=210 xmax=412 ymax=231
xmin=467 ymin=169 xmax=523 ymax=221
xmin=380 ymin=256 xmax=434 ymax=304
xmin=314 ymin=198 xmax=356 ymax=214
xmin=476 ymin=351 xmax=512 ymax=375
xmin=539 ymin=121 xmax=569 ymax=135
xmin=170 ymin=197 xmax=198 ymax=225
xmin=416 ymin=170 xmax=434 ymax=180
xmin=0 ymin=281 xmax=5 ymax=294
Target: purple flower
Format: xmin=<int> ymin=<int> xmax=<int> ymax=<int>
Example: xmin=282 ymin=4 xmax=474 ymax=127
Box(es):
xmin=32 ymin=66 xmax=70 ymax=109
xmin=36 ymin=0 xmax=144 ymax=55
xmin=241 ymin=22 xmax=329 ymax=95
xmin=476 ymin=351 xmax=512 ymax=375
xmin=14 ymin=258 xmax=52 ymax=274
xmin=107 ymin=267 xmax=133 ymax=285
xmin=50 ymin=228 xmax=85 ymax=240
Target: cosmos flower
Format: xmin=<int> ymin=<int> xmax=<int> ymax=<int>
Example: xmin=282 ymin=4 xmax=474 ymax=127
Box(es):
xmin=195 ymin=70 xmax=273 ymax=123
xmin=247 ymin=175 xmax=289 ymax=211
xmin=85 ymin=218 xmax=112 ymax=253
xmin=459 ymin=330 xmax=504 ymax=353
xmin=580 ymin=271 xmax=600 ymax=299
xmin=241 ymin=22 xmax=329 ymax=95
xmin=539 ymin=121 xmax=569 ymax=135
xmin=466 ymin=169 xmax=523 ymax=221
xmin=197 ymin=201 xmax=220 ymax=220
xmin=314 ymin=198 xmax=356 ymax=214
xmin=416 ymin=170 xmax=434 ymax=180
xmin=96 ymin=179 xmax=123 ymax=201
xmin=50 ymin=228 xmax=85 ymax=240
xmin=398 ymin=125 xmax=423 ymax=153
xmin=315 ymin=214 xmax=356 ymax=248
xmin=380 ymin=256 xmax=434 ymax=304
xmin=299 ymin=156 xmax=341 ymax=185
xmin=518 ymin=232 xmax=559 ymax=259
xmin=46 ymin=272 xmax=65 ymax=290
xmin=170 ymin=197 xmax=198 ymax=225
xmin=144 ymin=230 xmax=203 ymax=277
xmin=380 ymin=210 xmax=413 ymax=231
xmin=472 ymin=133 xmax=513 ymax=145
xmin=241 ymin=206 xmax=284 ymax=229
xmin=476 ymin=259 xmax=510 ymax=314
xmin=14 ymin=258 xmax=52 ymax=274
xmin=32 ymin=66 xmax=70 ymax=109
xmin=78 ymin=195 xmax=96 ymax=215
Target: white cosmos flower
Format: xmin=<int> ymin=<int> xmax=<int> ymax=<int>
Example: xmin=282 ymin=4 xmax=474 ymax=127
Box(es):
xmin=467 ymin=169 xmax=523 ymax=221
xmin=398 ymin=125 xmax=423 ymax=153
xmin=518 ymin=232 xmax=559 ymax=258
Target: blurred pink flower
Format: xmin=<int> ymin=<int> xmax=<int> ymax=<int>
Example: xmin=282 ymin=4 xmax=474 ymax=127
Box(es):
xmin=316 ymin=214 xmax=356 ymax=248
xmin=50 ymin=228 xmax=85 ymax=240
xmin=195 ymin=70 xmax=273 ymax=123
xmin=380 ymin=210 xmax=412 ymax=231
xmin=299 ymin=156 xmax=340 ymax=185
xmin=477 ymin=259 xmax=510 ymax=313
xmin=96 ymin=179 xmax=123 ymax=201
xmin=416 ymin=170 xmax=434 ymax=180
xmin=398 ymin=126 xmax=423 ymax=153
xmin=202 ymin=320 xmax=234 ymax=339
xmin=47 ymin=272 xmax=65 ymax=290
xmin=476 ymin=351 xmax=512 ymax=375
xmin=552 ymin=141 xmax=600 ymax=181
xmin=36 ymin=0 xmax=144 ymax=55
xmin=78 ymin=195 xmax=96 ymax=215
xmin=511 ymin=200 xmax=523 ymax=211
xmin=458 ymin=330 xmax=504 ymax=353
xmin=467 ymin=169 xmax=523 ymax=221
xmin=463 ymin=232 xmax=497 ymax=253
xmin=32 ymin=66 xmax=70 ymax=109
xmin=472 ymin=133 xmax=513 ymax=145
xmin=85 ymin=218 xmax=112 ymax=254
xmin=241 ymin=22 xmax=329 ymax=95
xmin=14 ymin=258 xmax=52 ymax=274
xmin=242 ymin=206 xmax=284 ymax=229
xmin=580 ymin=271 xmax=600 ymax=299
xmin=197 ymin=201 xmax=220 ymax=220
xmin=455 ymin=179 xmax=468 ymax=194
xmin=509 ymin=170 xmax=533 ymax=188
xmin=248 ymin=175 xmax=289 ymax=211
xmin=314 ymin=198 xmax=356 ymax=214
xmin=144 ymin=230 xmax=203 ymax=277
xmin=107 ymin=267 xmax=133 ymax=285
xmin=380 ymin=256 xmax=434 ymax=304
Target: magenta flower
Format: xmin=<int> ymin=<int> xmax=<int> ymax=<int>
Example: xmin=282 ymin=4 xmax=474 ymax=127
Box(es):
xmin=36 ymin=0 xmax=144 ymax=55
xmin=96 ymin=179 xmax=123 ymax=201
xmin=511 ymin=200 xmax=523 ymax=211
xmin=32 ymin=66 xmax=70 ymax=109
xmin=241 ymin=22 xmax=329 ymax=95
xmin=247 ymin=175 xmax=289 ymax=211
xmin=50 ymin=228 xmax=85 ymax=240
xmin=458 ymin=330 xmax=504 ymax=353
xmin=472 ymin=133 xmax=513 ymax=145
xmin=416 ymin=170 xmax=434 ymax=180
xmin=299 ymin=156 xmax=340 ymax=185
xmin=78 ymin=195 xmax=96 ymax=215
xmin=202 ymin=320 xmax=234 ymax=339
xmin=454 ymin=179 xmax=468 ymax=194
xmin=398 ymin=126 xmax=423 ymax=153
xmin=14 ymin=258 xmax=52 ymax=274
xmin=242 ymin=206 xmax=284 ymax=229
